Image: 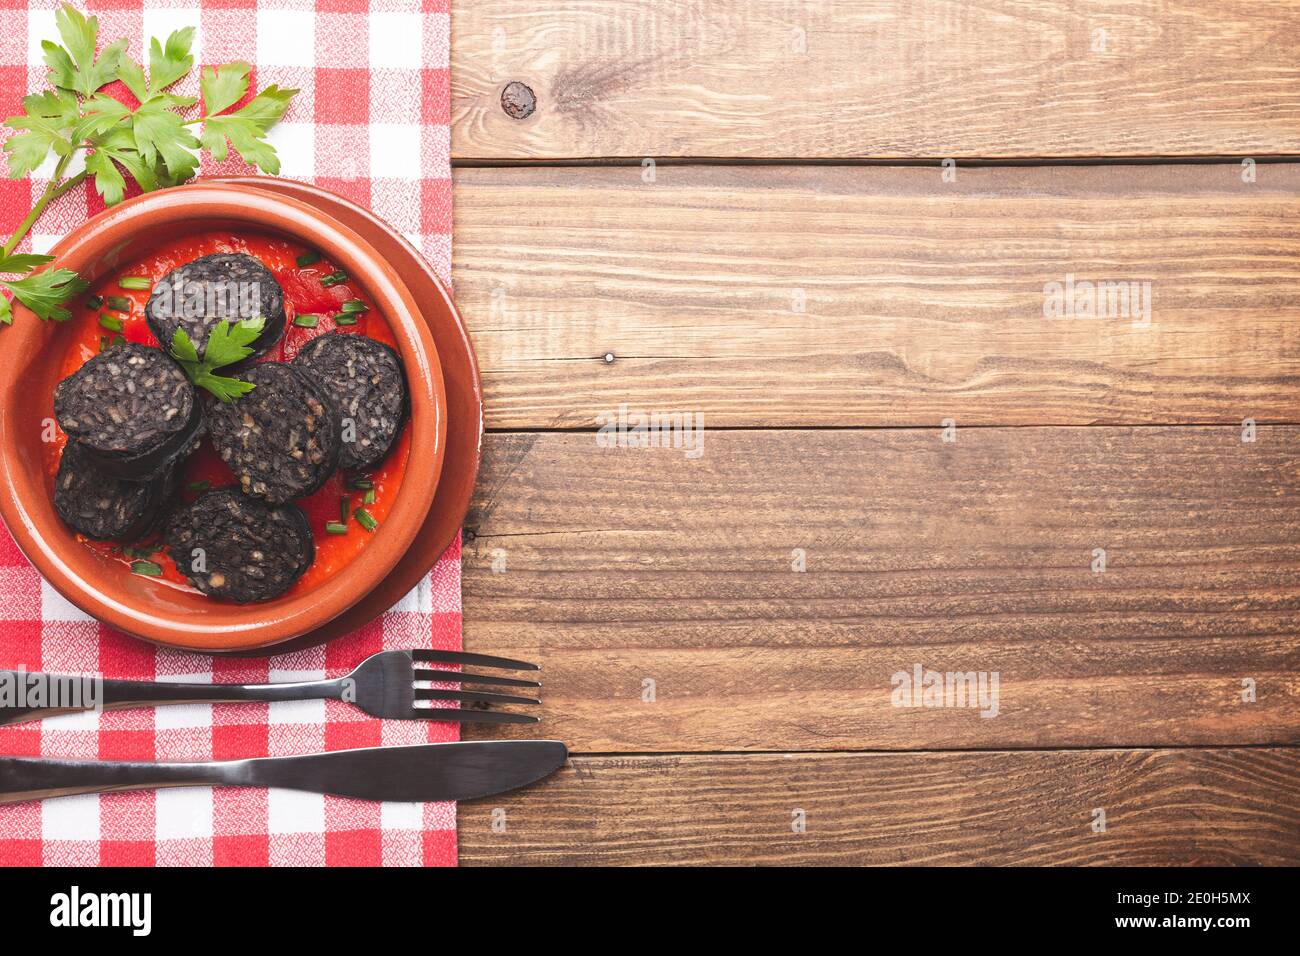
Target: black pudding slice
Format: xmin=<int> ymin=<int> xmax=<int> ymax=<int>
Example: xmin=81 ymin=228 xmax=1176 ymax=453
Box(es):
xmin=53 ymin=342 xmax=203 ymax=479
xmin=292 ymin=333 xmax=409 ymax=470
xmin=145 ymin=253 xmax=286 ymax=361
xmin=206 ymin=362 xmax=341 ymax=504
xmin=165 ymin=487 xmax=314 ymax=603
xmin=54 ymin=443 xmax=177 ymax=541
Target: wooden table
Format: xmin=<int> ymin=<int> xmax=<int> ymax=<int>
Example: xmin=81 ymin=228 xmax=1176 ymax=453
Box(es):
xmin=450 ymin=1 xmax=1300 ymax=865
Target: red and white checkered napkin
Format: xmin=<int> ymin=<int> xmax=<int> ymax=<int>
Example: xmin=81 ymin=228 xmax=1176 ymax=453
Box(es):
xmin=0 ymin=0 xmax=458 ymax=866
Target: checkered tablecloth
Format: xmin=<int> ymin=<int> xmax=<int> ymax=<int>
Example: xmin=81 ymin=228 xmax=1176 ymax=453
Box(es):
xmin=0 ymin=0 xmax=459 ymax=866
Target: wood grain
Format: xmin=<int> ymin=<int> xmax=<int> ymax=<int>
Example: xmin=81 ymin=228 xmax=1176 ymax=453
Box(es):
xmin=458 ymin=748 xmax=1300 ymax=865
xmin=461 ymin=428 xmax=1300 ymax=752
xmin=453 ymin=164 xmax=1300 ymax=429
xmin=451 ymin=0 xmax=1300 ymax=160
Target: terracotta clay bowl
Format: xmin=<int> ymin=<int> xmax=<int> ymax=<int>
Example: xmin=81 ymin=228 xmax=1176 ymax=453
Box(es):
xmin=0 ymin=183 xmax=446 ymax=651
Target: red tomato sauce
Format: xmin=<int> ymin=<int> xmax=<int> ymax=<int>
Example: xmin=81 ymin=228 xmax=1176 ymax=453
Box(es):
xmin=47 ymin=230 xmax=410 ymax=599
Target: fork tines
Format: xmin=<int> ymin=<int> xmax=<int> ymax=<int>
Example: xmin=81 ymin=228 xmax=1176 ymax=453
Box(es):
xmin=411 ymin=649 xmax=542 ymax=724
xmin=414 ymin=649 xmax=540 ymax=671
xmin=412 ymin=648 xmax=541 ymax=689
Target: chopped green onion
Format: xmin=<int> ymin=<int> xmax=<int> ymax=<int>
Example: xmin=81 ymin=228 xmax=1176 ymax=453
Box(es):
xmin=348 ymin=476 xmax=373 ymax=490
xmin=340 ymin=299 xmax=368 ymax=314
xmin=296 ymin=251 xmax=321 ymax=267
xmin=320 ymin=270 xmax=348 ymax=288
xmin=292 ymin=314 xmax=320 ymax=328
xmin=325 ymin=521 xmax=349 ymax=535
xmin=131 ymin=560 xmax=163 ymax=576
xmin=126 ymin=546 xmax=156 ymax=559
xmin=333 ymin=314 xmax=358 ymax=326
xmin=104 ymin=295 xmax=132 ymax=312
xmin=353 ymin=507 xmax=378 ymax=532
xmin=339 ymin=496 xmax=350 ymax=524
xmin=363 ymin=488 xmax=376 ymax=505
xmin=118 ymin=276 xmax=150 ymax=290
xmin=98 ymin=334 xmax=109 ymax=352
xmin=186 ymin=480 xmax=211 ymax=493
xmin=86 ymin=295 xmax=103 ymax=310
xmin=98 ymin=314 xmax=123 ymax=332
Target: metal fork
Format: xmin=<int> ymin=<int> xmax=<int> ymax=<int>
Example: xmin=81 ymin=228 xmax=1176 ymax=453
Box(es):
xmin=0 ymin=649 xmax=540 ymax=726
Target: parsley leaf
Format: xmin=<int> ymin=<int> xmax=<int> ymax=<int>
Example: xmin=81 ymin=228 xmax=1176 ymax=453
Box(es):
xmin=116 ymin=55 xmax=149 ymax=104
xmin=3 ymin=89 xmax=79 ymax=177
xmin=73 ymin=93 xmax=132 ymax=143
xmin=168 ymin=318 xmax=264 ymax=402
xmin=117 ymin=26 xmax=195 ymax=104
xmin=198 ymin=62 xmax=250 ymax=117
xmin=202 ymin=315 xmax=266 ymax=368
xmin=191 ymin=368 xmax=256 ymax=403
xmin=84 ymin=145 xmax=126 ymax=205
xmin=148 ymin=28 xmax=194 ymax=95
xmin=1 ymin=267 xmax=88 ymax=323
xmin=0 ymin=252 xmax=55 ymax=273
xmin=132 ymin=97 xmax=200 ymax=182
xmin=169 ymin=327 xmax=200 ymax=364
xmin=92 ymin=122 xmax=160 ymax=193
xmin=200 ymin=84 xmax=297 ymax=174
xmin=44 ymin=5 xmax=126 ymax=97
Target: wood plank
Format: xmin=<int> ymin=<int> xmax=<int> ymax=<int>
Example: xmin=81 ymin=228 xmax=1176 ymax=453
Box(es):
xmin=461 ymin=428 xmax=1300 ymax=752
xmin=453 ymin=164 xmax=1300 ymax=429
xmin=451 ymin=0 xmax=1300 ymax=160
xmin=458 ymin=748 xmax=1300 ymax=865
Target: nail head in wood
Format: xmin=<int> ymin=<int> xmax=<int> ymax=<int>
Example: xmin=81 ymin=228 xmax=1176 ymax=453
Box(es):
xmin=501 ymin=82 xmax=536 ymax=120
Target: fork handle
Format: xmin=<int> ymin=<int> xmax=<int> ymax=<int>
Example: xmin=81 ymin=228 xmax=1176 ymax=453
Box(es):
xmin=0 ymin=671 xmax=347 ymax=726
xmin=0 ymin=756 xmax=247 ymax=804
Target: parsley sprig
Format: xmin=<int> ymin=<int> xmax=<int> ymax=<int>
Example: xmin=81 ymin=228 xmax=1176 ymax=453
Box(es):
xmin=0 ymin=250 xmax=85 ymax=324
xmin=0 ymin=5 xmax=298 ymax=327
xmin=169 ymin=317 xmax=264 ymax=402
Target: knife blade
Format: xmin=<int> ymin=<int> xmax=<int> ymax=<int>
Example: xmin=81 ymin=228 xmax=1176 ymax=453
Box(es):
xmin=243 ymin=740 xmax=569 ymax=802
xmin=0 ymin=740 xmax=568 ymax=805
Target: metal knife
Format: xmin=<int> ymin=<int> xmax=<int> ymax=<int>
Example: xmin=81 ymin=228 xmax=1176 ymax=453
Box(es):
xmin=0 ymin=740 xmax=568 ymax=805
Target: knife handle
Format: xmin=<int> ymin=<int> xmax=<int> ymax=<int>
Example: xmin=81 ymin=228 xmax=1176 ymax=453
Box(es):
xmin=0 ymin=671 xmax=346 ymax=726
xmin=0 ymin=756 xmax=244 ymax=805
